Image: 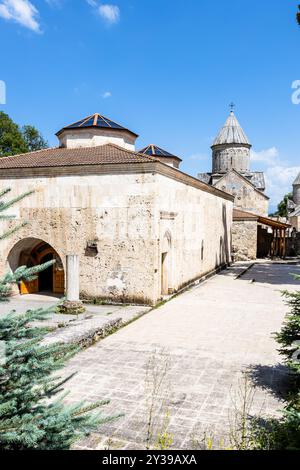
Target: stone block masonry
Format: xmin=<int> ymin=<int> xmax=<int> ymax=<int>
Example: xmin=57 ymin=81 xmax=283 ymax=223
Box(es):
xmin=232 ymin=220 xmax=257 ymax=261
xmin=0 ymin=162 xmax=233 ymax=306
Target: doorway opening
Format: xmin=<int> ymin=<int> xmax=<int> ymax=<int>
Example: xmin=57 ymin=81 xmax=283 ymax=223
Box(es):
xmin=8 ymin=238 xmax=65 ymax=295
xmin=161 ymin=232 xmax=172 ymax=296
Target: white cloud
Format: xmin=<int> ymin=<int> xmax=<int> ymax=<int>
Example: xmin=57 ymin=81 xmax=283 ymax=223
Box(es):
xmin=0 ymin=0 xmax=40 ymax=32
xmin=265 ymin=165 xmax=300 ymax=208
xmin=251 ymin=147 xmax=279 ymax=165
xmin=250 ymin=146 xmax=300 ymax=208
xmin=188 ymin=153 xmax=209 ymax=162
xmin=45 ymin=0 xmax=63 ymax=7
xmin=86 ymin=0 xmax=97 ymax=6
xmin=102 ymin=91 xmax=112 ymax=98
xmin=98 ymin=4 xmax=120 ymax=24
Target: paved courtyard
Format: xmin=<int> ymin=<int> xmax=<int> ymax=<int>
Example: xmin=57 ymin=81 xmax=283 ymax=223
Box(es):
xmin=55 ymin=261 xmax=299 ymax=450
xmin=2 ymin=262 xmax=299 ymax=449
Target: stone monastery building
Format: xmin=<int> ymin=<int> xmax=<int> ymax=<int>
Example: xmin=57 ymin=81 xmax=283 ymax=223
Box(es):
xmin=0 ymin=113 xmax=233 ymax=306
xmin=199 ymin=110 xmax=290 ymax=261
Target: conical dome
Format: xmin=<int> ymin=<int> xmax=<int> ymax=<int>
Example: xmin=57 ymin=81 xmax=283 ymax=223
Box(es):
xmin=212 ymin=111 xmax=250 ymax=147
xmin=211 ymin=111 xmax=251 ymax=174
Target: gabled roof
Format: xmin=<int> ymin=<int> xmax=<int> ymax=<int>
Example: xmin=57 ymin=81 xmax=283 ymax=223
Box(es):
xmin=138 ymin=144 xmax=182 ymax=161
xmin=293 ymin=172 xmax=300 ymax=185
xmin=56 ymin=113 xmax=138 ymax=137
xmin=0 ymin=143 xmax=157 ymax=169
xmin=233 ymin=209 xmax=258 ymax=221
xmin=233 ymin=209 xmax=290 ymax=229
xmin=245 ymin=172 xmax=265 ymax=191
xmin=214 ymin=169 xmax=269 ymax=200
xmin=0 ymin=144 xmax=234 ymax=202
xmin=212 ymin=111 xmax=250 ymax=147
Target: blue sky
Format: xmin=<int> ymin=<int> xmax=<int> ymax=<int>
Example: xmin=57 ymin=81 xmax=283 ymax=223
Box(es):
xmin=0 ymin=0 xmax=299 ymax=211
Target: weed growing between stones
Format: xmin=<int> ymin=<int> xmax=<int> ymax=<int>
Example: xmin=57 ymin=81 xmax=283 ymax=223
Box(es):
xmin=144 ymin=348 xmax=173 ymax=450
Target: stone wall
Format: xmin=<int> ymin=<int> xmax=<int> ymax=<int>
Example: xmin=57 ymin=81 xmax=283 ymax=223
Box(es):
xmin=214 ymin=170 xmax=269 ymax=216
xmin=156 ymin=174 xmax=233 ymax=294
xmin=286 ymin=233 xmax=300 ymax=256
xmin=58 ymin=127 xmax=136 ymax=151
xmin=289 ymin=215 xmax=300 ymax=232
xmin=232 ymin=220 xmax=257 ymax=261
xmin=0 ymin=166 xmax=233 ymax=305
xmin=212 ymin=145 xmax=250 ymax=173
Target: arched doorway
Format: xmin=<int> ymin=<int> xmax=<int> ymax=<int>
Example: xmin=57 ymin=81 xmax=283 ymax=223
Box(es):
xmin=8 ymin=239 xmax=65 ymax=295
xmin=161 ymin=232 xmax=172 ymax=296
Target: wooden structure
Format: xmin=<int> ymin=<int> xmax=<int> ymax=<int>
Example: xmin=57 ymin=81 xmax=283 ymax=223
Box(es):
xmin=257 ymin=216 xmax=290 ymax=259
xmin=20 ymin=242 xmax=64 ymax=295
xmin=232 ymin=209 xmax=290 ymax=260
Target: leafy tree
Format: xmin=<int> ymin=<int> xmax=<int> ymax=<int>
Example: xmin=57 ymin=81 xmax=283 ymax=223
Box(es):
xmin=22 ymin=125 xmax=48 ymax=152
xmin=0 ymin=112 xmax=28 ymax=157
xmin=271 ymin=193 xmax=293 ymax=218
xmin=297 ymin=5 xmax=300 ymax=26
xmin=0 ymin=189 xmax=118 ymax=449
xmin=0 ymin=112 xmax=47 ymax=157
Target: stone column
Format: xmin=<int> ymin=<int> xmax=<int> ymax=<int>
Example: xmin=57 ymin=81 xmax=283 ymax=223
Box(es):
xmin=61 ymin=255 xmax=85 ymax=315
xmin=66 ymin=255 xmax=80 ymax=301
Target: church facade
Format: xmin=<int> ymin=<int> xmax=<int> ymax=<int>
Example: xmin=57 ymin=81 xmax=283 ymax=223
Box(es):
xmin=198 ymin=110 xmax=269 ymax=217
xmin=198 ymin=110 xmax=280 ymax=261
xmin=0 ymin=113 xmax=233 ymax=306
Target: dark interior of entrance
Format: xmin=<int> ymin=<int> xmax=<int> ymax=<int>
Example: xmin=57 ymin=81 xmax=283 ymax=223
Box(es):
xmin=18 ymin=241 xmax=64 ymax=295
xmin=39 ymin=253 xmax=54 ymax=292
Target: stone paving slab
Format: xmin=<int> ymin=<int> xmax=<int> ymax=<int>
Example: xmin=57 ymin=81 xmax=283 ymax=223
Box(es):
xmin=59 ymin=262 xmax=299 ymax=450
xmin=43 ymin=305 xmax=151 ymax=346
xmin=0 ymin=295 xmax=151 ymax=347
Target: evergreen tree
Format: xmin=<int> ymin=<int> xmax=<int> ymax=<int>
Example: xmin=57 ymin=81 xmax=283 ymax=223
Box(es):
xmin=254 ymin=276 xmax=300 ymax=450
xmin=0 ymin=189 xmax=118 ymax=449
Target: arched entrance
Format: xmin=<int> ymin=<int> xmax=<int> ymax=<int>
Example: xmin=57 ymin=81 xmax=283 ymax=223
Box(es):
xmin=161 ymin=232 xmax=172 ymax=296
xmin=8 ymin=238 xmax=65 ymax=295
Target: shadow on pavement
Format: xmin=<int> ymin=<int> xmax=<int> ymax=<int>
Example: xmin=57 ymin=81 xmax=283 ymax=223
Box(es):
xmin=247 ymin=363 xmax=291 ymax=400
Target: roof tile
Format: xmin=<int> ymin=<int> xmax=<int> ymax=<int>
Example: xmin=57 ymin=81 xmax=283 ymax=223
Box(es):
xmin=0 ymin=143 xmax=158 ymax=170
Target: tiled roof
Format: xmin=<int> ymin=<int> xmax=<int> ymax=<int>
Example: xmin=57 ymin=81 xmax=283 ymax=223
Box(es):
xmin=212 ymin=111 xmax=250 ymax=147
xmin=233 ymin=208 xmax=258 ymax=220
xmin=245 ymin=172 xmax=266 ymax=191
xmin=0 ymin=144 xmax=158 ymax=170
xmin=56 ymin=113 xmax=138 ymax=137
xmin=197 ymin=172 xmax=212 ymax=185
xmin=139 ymin=145 xmax=182 ymax=161
xmin=234 ymin=209 xmax=290 ymax=229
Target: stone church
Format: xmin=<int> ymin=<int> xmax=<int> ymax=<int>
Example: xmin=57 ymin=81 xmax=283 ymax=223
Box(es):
xmin=198 ymin=110 xmax=269 ymax=216
xmin=198 ymin=110 xmax=289 ymax=261
xmin=0 ymin=113 xmax=233 ymax=306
